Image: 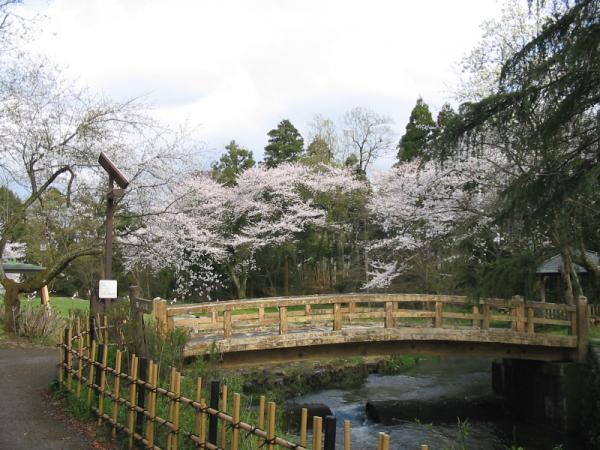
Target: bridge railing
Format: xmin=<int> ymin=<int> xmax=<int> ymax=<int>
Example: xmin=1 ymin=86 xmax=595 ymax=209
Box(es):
xmin=148 ymin=294 xmax=587 ymax=345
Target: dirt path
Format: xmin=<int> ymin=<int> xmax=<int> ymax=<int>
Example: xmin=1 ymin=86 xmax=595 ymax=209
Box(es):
xmin=0 ymin=347 xmax=92 ymax=450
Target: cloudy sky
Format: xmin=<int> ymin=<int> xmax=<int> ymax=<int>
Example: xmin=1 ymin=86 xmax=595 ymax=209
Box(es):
xmin=23 ymin=0 xmax=503 ymax=168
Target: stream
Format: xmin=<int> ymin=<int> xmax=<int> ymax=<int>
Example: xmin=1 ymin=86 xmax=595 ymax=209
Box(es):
xmin=291 ymin=357 xmax=582 ymax=449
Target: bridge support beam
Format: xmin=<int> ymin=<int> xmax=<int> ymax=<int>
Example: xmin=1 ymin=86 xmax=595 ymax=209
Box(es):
xmin=492 ymin=358 xmax=583 ymax=433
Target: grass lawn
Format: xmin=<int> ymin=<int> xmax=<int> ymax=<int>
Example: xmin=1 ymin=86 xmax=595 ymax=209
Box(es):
xmin=0 ymin=295 xmax=89 ymax=318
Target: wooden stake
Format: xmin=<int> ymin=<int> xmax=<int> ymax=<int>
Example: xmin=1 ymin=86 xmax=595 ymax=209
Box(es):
xmin=344 ymin=420 xmax=351 ymax=450
xmin=76 ymin=320 xmax=84 ymax=397
xmin=171 ymin=371 xmax=181 ymax=450
xmin=127 ymin=355 xmax=138 ymax=450
xmin=313 ymin=416 xmax=323 ymax=450
xmin=86 ymin=342 xmax=97 ymax=407
xmin=420 ymin=445 xmax=429 ymax=450
xmin=58 ymin=332 xmax=64 ymax=386
xmin=377 ymin=432 xmax=389 ymax=450
xmin=193 ymin=377 xmax=203 ymax=444
xmin=98 ymin=342 xmax=109 ymax=424
xmin=258 ymin=394 xmax=266 ymax=447
xmin=267 ymin=401 xmax=276 ymax=450
xmin=167 ymin=367 xmax=176 ymax=450
xmin=333 ymin=302 xmax=342 ymax=331
xmin=279 ymin=306 xmax=288 ymax=334
xmin=220 ymin=384 xmax=228 ymax=449
xmin=111 ymin=350 xmax=122 ymax=438
xmin=66 ymin=327 xmax=73 ymax=391
xmin=223 ymin=310 xmax=232 ymax=338
xmin=231 ymin=393 xmax=241 ymax=450
xmin=200 ymin=398 xmax=207 ymax=444
xmin=145 ymin=361 xmax=157 ymax=446
xmin=300 ymin=407 xmax=308 ymax=447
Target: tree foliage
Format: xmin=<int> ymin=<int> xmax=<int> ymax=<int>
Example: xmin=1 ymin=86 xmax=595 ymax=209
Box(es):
xmin=263 ymin=119 xmax=304 ymax=168
xmin=211 ymin=140 xmax=255 ymax=186
xmin=396 ymin=98 xmax=436 ymax=163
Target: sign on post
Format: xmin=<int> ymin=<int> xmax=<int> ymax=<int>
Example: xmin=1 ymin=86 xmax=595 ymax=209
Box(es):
xmin=99 ymin=280 xmax=118 ymax=299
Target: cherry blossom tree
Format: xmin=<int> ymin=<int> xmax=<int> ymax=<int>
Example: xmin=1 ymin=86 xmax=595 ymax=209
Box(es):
xmin=126 ymin=163 xmax=366 ymax=300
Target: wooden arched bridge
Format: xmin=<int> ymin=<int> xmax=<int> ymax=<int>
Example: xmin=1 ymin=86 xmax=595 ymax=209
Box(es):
xmin=133 ymin=292 xmax=590 ymax=366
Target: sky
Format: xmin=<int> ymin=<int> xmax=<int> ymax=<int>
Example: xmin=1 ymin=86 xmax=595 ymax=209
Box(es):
xmin=22 ymin=0 xmax=504 ymax=169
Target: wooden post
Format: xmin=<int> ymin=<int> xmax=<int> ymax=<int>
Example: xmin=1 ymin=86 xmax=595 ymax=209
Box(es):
xmin=171 ymin=371 xmax=181 ymax=450
xmin=220 ymin=384 xmax=228 ymax=449
xmin=111 ymin=350 xmax=122 ymax=438
xmin=153 ymin=297 xmax=169 ymax=337
xmin=76 ymin=321 xmax=84 ymax=397
xmin=193 ymin=377 xmax=203 ymax=445
xmin=333 ymin=302 xmax=342 ymax=331
xmin=300 ymin=407 xmax=308 ymax=447
xmin=231 ymin=393 xmax=241 ymax=450
xmin=420 ymin=445 xmax=429 ymax=450
xmin=377 ymin=432 xmax=390 ymax=450
xmin=385 ymin=301 xmax=395 ymax=328
xmin=313 ymin=416 xmax=323 ymax=450
xmin=208 ymin=381 xmax=219 ymax=445
xmin=305 ymin=304 xmax=311 ymax=316
xmin=223 ymin=310 xmax=232 ymax=338
xmin=145 ymin=361 xmax=158 ymax=447
xmin=512 ymin=295 xmax=525 ymax=332
xmin=86 ymin=342 xmax=97 ymax=408
xmin=167 ymin=367 xmax=176 ymax=450
xmin=40 ymin=285 xmax=50 ymax=306
xmin=434 ymin=302 xmax=443 ymax=328
xmin=577 ymin=296 xmax=589 ymax=362
xmin=527 ymin=307 xmax=535 ymax=334
xmin=324 ymin=415 xmax=336 ymax=450
xmin=58 ymin=332 xmax=64 ymax=386
xmin=344 ymin=420 xmax=351 ymax=450
xmin=482 ymin=303 xmax=490 ymax=330
xmin=267 ymin=401 xmax=276 ymax=450
xmin=127 ymin=355 xmax=138 ymax=450
xmin=211 ymin=311 xmax=217 ymax=324
xmin=471 ymin=305 xmax=479 ymax=329
xmin=258 ymin=306 xmax=265 ymax=324
xmin=97 ymin=343 xmax=109 ymax=424
xmin=279 ymin=306 xmax=288 ymax=335
xmin=136 ymin=357 xmax=148 ymax=435
xmin=65 ymin=327 xmax=72 ymax=390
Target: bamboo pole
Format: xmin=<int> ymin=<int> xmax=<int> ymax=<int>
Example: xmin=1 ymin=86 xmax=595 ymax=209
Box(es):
xmin=66 ymin=327 xmax=73 ymax=391
xmin=103 ymin=315 xmax=109 ymax=344
xmin=200 ymin=398 xmax=207 ymax=445
xmin=86 ymin=342 xmax=97 ymax=407
xmin=420 ymin=445 xmax=429 ymax=450
xmin=300 ymin=407 xmax=307 ymax=447
xmin=58 ymin=332 xmax=64 ymax=386
xmin=145 ymin=361 xmax=157 ymax=446
xmin=231 ymin=393 xmax=241 ymax=450
xmin=127 ymin=355 xmax=138 ymax=450
xmin=258 ymin=394 xmax=266 ymax=446
xmin=111 ymin=350 xmax=122 ymax=438
xmin=171 ymin=371 xmax=182 ymax=450
xmin=344 ymin=420 xmax=351 ymax=450
xmin=267 ymin=401 xmax=276 ymax=450
xmin=97 ymin=342 xmax=109 ymax=424
xmin=220 ymin=384 xmax=228 ymax=449
xmin=313 ymin=416 xmax=323 ymax=450
xmin=193 ymin=377 xmax=203 ymax=445
xmin=167 ymin=367 xmax=176 ymax=450
xmin=76 ymin=320 xmax=84 ymax=397
xmin=377 ymin=432 xmax=390 ymax=450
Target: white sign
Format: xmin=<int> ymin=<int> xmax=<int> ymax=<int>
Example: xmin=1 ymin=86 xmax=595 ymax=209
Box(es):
xmin=99 ymin=280 xmax=118 ymax=299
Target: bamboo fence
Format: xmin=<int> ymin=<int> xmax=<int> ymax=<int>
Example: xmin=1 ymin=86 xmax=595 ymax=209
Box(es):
xmin=58 ymin=319 xmax=395 ymax=450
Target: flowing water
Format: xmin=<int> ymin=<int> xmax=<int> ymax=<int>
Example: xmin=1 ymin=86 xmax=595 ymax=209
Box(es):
xmin=292 ymin=358 xmax=582 ymax=449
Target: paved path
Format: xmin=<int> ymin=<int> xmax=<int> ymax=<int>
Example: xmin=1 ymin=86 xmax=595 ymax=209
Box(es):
xmin=0 ymin=348 xmax=91 ymax=450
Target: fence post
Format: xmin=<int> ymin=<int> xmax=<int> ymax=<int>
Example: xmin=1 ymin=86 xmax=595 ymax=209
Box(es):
xmin=58 ymin=331 xmax=64 ymax=386
xmin=324 ymin=415 xmax=337 ymax=450
xmin=97 ymin=342 xmax=109 ymax=424
xmin=258 ymin=306 xmax=265 ymax=324
xmin=89 ymin=315 xmax=96 ymax=343
xmin=86 ymin=341 xmax=97 ymax=407
xmin=223 ymin=310 xmax=232 ymax=338
xmin=267 ymin=402 xmax=276 ymax=450
xmin=111 ymin=350 xmax=122 ymax=438
xmin=258 ymin=395 xmax=266 ymax=446
xmin=193 ymin=377 xmax=203 ymax=445
xmin=385 ymin=302 xmax=394 ymax=328
xmin=577 ymin=296 xmax=589 ymax=362
xmin=512 ymin=295 xmax=525 ymax=332
xmin=300 ymin=407 xmax=308 ymax=447
xmin=208 ymin=381 xmax=220 ymax=445
xmin=135 ymin=357 xmax=148 ymax=434
xmin=220 ymin=384 xmax=228 ymax=449
xmin=231 ymin=393 xmax=241 ymax=450
xmin=171 ymin=371 xmax=181 ymax=450
xmin=76 ymin=322 xmax=84 ymax=397
xmin=312 ymin=416 xmax=323 ymax=450
xmin=434 ymin=302 xmax=443 ymax=328
xmin=344 ymin=420 xmax=351 ymax=450
xmin=145 ymin=361 xmax=158 ymax=447
xmin=65 ymin=327 xmax=72 ymax=390
xmin=127 ymin=355 xmax=138 ymax=450
xmin=153 ymin=297 xmax=169 ymax=337
xmin=333 ymin=303 xmax=342 ymax=331
xmin=279 ymin=306 xmax=288 ymax=334
xmin=93 ymin=343 xmax=103 ymax=400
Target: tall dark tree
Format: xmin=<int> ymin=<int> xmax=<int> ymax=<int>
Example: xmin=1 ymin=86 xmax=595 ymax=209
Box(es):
xmin=396 ymin=98 xmax=436 ymax=163
xmin=263 ymin=119 xmax=304 ymax=168
xmin=211 ymin=140 xmax=255 ymax=186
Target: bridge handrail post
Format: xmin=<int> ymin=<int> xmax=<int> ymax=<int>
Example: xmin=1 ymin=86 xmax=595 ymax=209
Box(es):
xmin=333 ymin=303 xmax=342 ymax=331
xmin=152 ymin=297 xmax=169 ymax=337
xmin=577 ymin=296 xmax=589 ymax=362
xmin=385 ymin=301 xmax=395 ymax=328
xmin=481 ymin=301 xmax=490 ymax=330
xmin=434 ymin=302 xmax=443 ymax=328
xmin=223 ymin=310 xmax=232 ymax=338
xmin=279 ymin=306 xmax=288 ymax=334
xmin=527 ymin=306 xmax=535 ymax=334
xmin=512 ymin=295 xmax=525 ymax=332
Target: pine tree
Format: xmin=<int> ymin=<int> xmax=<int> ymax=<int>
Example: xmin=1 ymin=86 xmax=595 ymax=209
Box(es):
xmin=396 ymin=98 xmax=436 ymax=163
xmin=211 ymin=140 xmax=255 ymax=186
xmin=263 ymin=119 xmax=304 ymax=168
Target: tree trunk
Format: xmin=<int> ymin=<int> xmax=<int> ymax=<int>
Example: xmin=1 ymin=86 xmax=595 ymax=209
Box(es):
xmin=2 ymin=279 xmax=20 ymax=332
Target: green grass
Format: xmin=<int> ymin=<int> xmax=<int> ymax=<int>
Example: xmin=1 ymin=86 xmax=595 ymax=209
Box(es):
xmin=0 ymin=295 xmax=89 ymax=318
xmin=590 ymin=325 xmax=600 ymax=344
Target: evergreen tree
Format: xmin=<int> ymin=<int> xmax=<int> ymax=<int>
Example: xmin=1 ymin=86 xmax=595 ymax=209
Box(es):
xmin=396 ymin=98 xmax=435 ymax=163
xmin=211 ymin=140 xmax=255 ymax=186
xmin=263 ymin=119 xmax=304 ymax=168
xmin=304 ymin=136 xmax=332 ymax=165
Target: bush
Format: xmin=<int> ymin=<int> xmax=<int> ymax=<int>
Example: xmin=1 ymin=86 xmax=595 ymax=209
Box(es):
xmin=13 ymin=302 xmax=64 ymax=343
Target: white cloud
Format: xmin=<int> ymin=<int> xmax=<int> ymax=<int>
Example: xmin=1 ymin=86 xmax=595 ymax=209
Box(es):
xmin=22 ymin=0 xmax=503 ymax=166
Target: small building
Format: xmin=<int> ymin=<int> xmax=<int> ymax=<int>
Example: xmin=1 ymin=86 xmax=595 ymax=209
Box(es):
xmin=536 ymin=251 xmax=599 ymax=302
